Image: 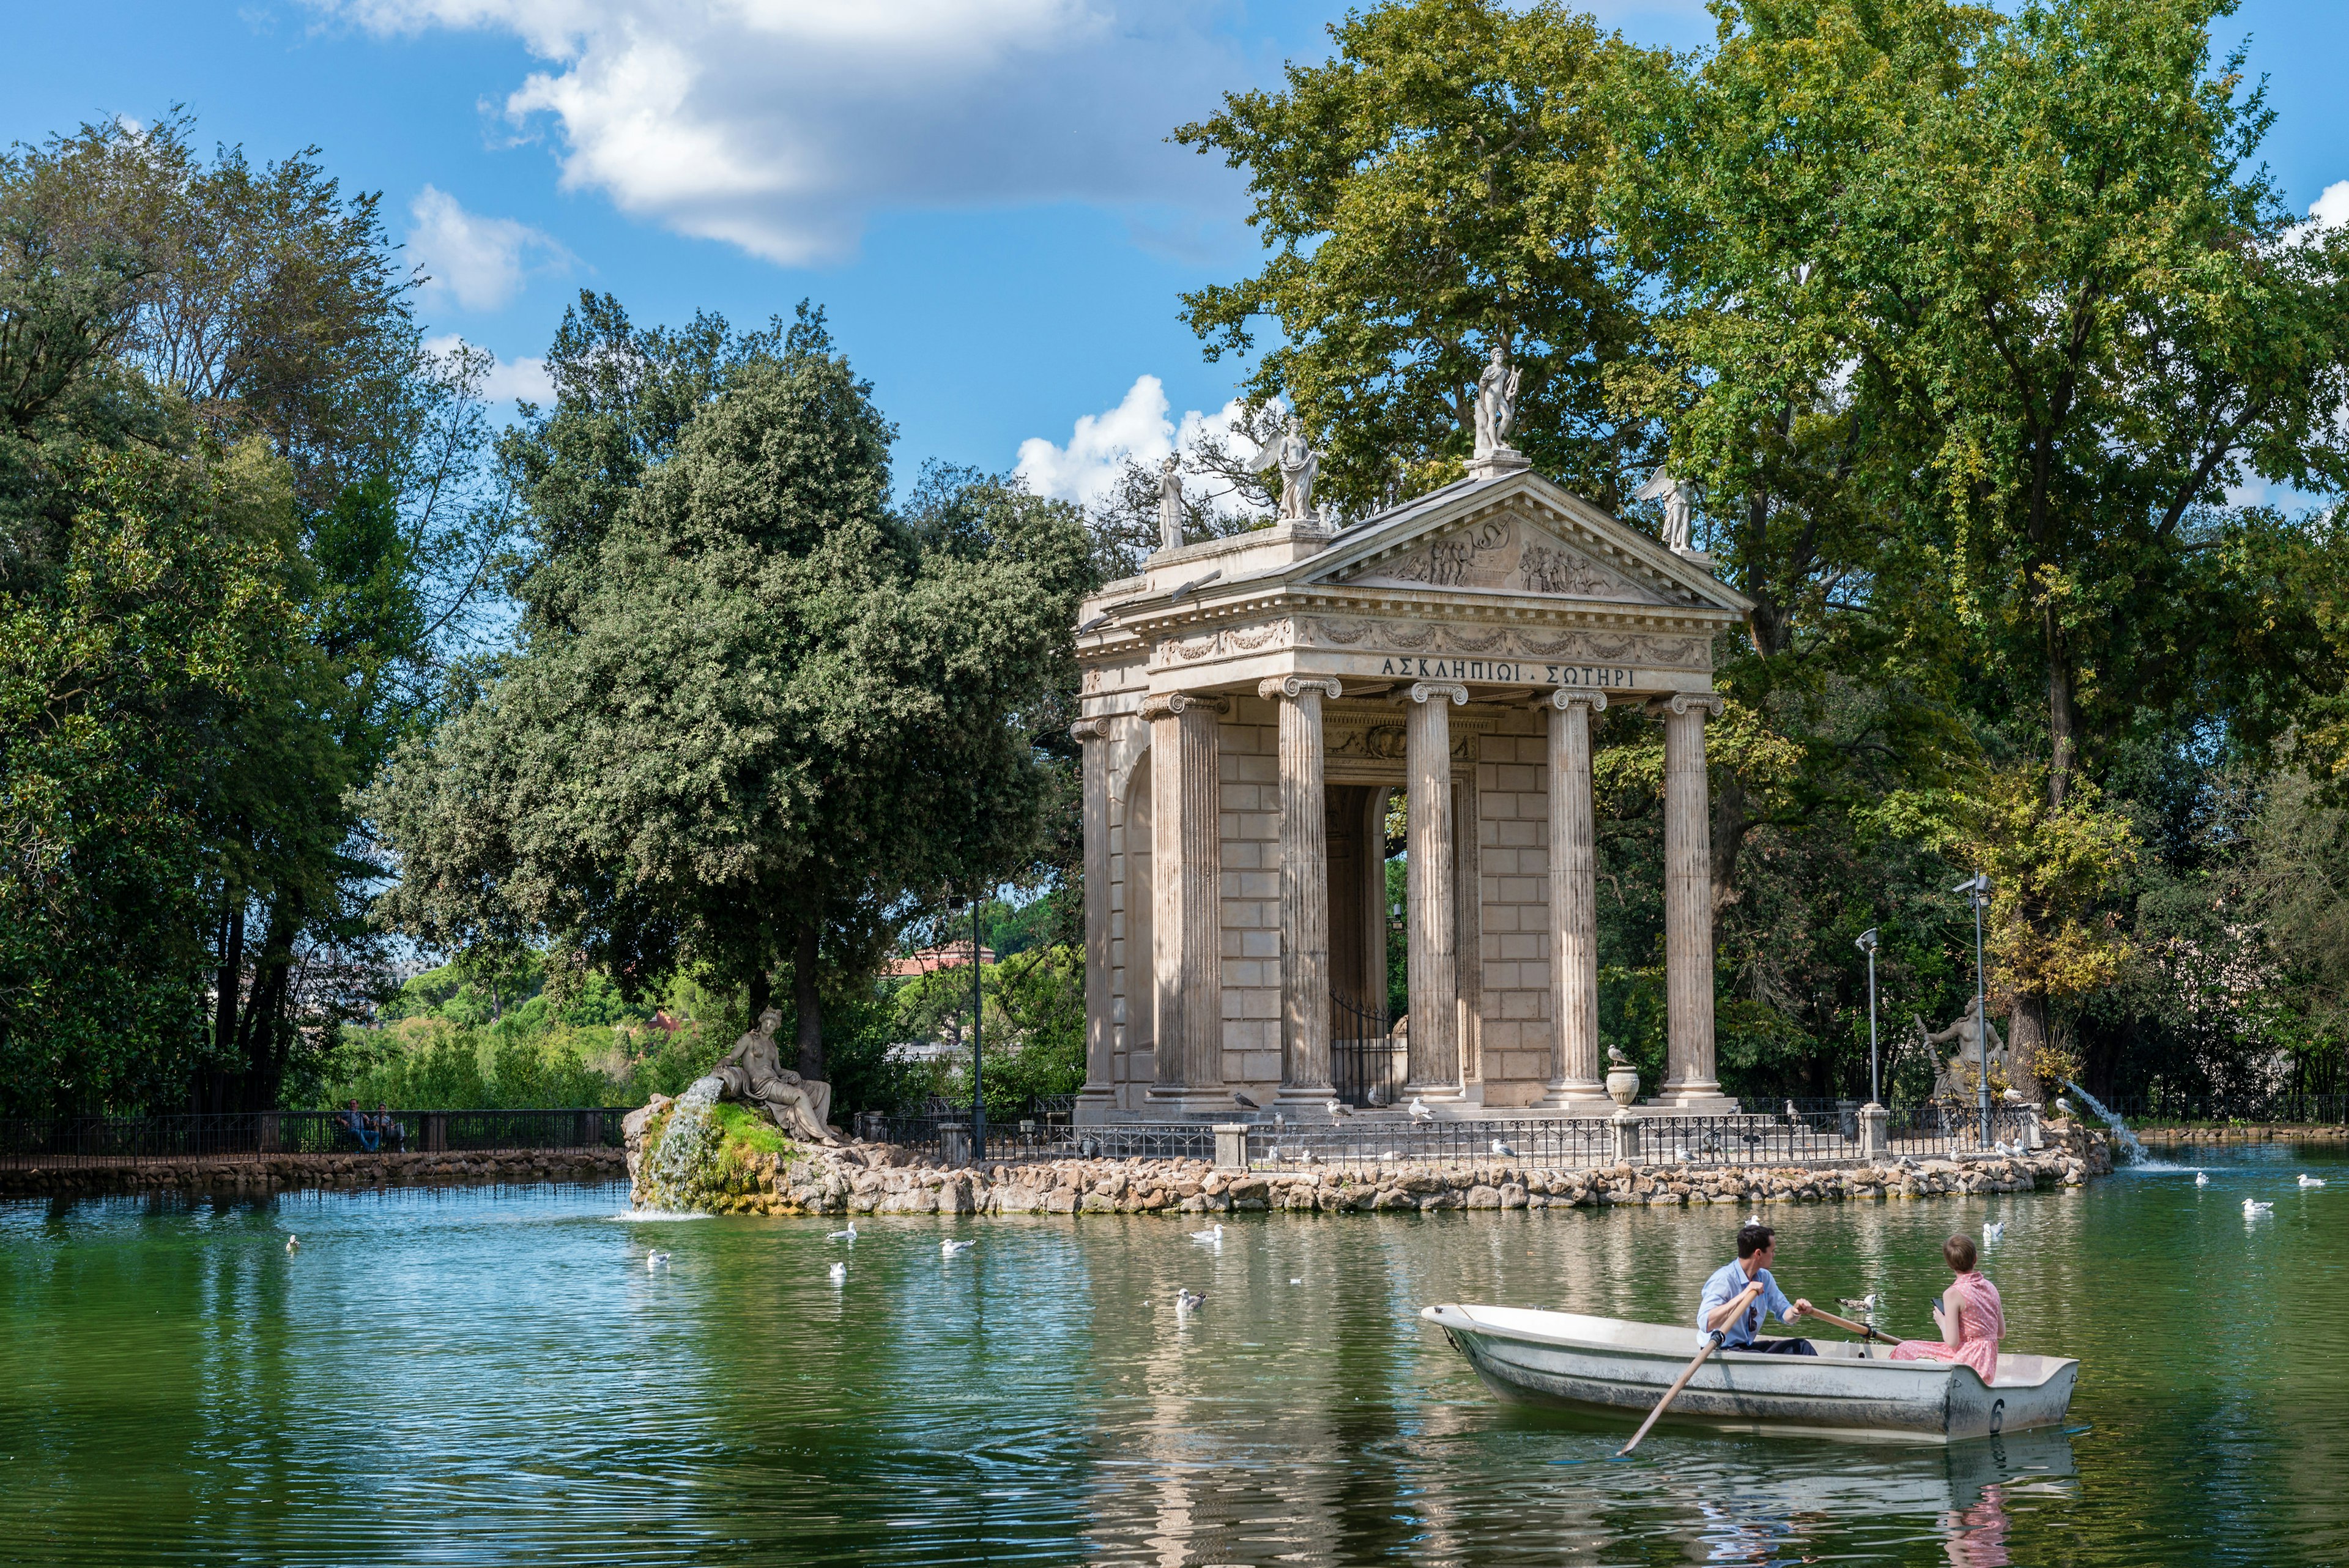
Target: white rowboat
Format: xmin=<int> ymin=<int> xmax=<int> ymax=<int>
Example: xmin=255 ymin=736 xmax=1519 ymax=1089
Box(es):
xmin=1421 ymin=1304 xmax=2077 ymax=1444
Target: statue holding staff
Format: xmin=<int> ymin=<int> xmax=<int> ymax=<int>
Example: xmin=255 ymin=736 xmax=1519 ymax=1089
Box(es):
xmin=1155 ymin=453 xmax=1184 ymax=553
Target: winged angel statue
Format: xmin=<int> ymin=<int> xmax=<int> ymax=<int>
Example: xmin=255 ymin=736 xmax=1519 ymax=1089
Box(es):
xmin=1250 ymin=415 xmax=1319 ymax=521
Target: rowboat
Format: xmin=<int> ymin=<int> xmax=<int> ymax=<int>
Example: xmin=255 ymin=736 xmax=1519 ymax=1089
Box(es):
xmin=1420 ymin=1304 xmax=2077 ymax=1444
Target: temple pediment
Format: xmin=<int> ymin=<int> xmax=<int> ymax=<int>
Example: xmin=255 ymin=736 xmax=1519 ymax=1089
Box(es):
xmin=1331 ymin=510 xmax=1667 ymax=604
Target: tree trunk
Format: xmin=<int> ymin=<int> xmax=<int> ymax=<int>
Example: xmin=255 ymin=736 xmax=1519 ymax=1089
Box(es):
xmin=2045 ymin=611 xmax=2076 ymax=808
xmin=212 ymin=899 xmax=245 ymax=1081
xmin=2006 ymin=991 xmax=2048 ymax=1097
xmin=793 ymin=920 xmax=824 ymax=1082
xmin=746 ymin=965 xmax=771 ymax=1030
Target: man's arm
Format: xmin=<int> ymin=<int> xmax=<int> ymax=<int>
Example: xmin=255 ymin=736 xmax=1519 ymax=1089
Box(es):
xmin=1704 ymin=1279 xmax=1764 ymax=1333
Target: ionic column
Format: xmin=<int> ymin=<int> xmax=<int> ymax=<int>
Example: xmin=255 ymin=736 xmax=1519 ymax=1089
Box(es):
xmin=1144 ymin=694 xmax=1227 ymax=1105
xmin=1543 ymin=689 xmax=1612 ymax=1109
xmin=1406 ymin=682 xmax=1467 ymax=1096
xmin=1658 ymin=693 xmax=1728 ymax=1107
xmin=1263 ymin=677 xmax=1341 ymax=1106
xmin=1071 ymin=718 xmax=1116 ymax=1123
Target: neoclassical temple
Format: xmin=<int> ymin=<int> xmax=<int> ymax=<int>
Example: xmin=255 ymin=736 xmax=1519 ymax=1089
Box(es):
xmin=1069 ymin=445 xmax=1752 ymax=1124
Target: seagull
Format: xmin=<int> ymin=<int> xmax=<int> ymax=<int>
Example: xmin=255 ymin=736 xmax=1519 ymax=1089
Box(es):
xmin=829 ymin=1261 xmax=847 ymax=1282
xmin=2195 ymin=1171 xmax=2210 ymax=1186
xmin=2244 ymin=1198 xmax=2274 ymax=1215
xmin=1187 ymin=1223 xmax=1224 ymax=1245
xmin=1745 ymin=1214 xmax=1763 ymax=1229
xmin=1174 ymin=1288 xmax=1206 ymax=1314
xmin=1379 ymin=1150 xmax=1401 ymax=1161
xmin=827 ymin=1222 xmax=858 ymax=1242
xmin=1983 ymin=1221 xmax=2005 ymax=1244
xmin=284 ymin=1235 xmax=300 ymax=1253
xmin=2299 ymin=1174 xmax=2327 ymax=1188
xmin=1232 ymin=1091 xmax=1260 ymax=1111
xmin=941 ymin=1239 xmax=977 ymax=1255
xmin=1785 ymin=1099 xmax=1801 ymax=1124
xmin=1490 ymin=1138 xmax=1516 ymax=1157
xmin=646 ymin=1250 xmax=671 ymax=1271
xmin=1838 ymin=1294 xmax=1880 ymax=1314
xmin=1290 ymin=1277 xmax=1303 ymax=1285
xmin=1325 ymin=1098 xmax=1348 ymax=1119
xmin=1409 ymin=1097 xmax=1433 ymax=1121
xmin=1673 ymin=1145 xmax=1691 ymax=1164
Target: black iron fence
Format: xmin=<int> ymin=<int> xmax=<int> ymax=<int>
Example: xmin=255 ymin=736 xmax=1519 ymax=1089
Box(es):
xmin=0 ymin=1109 xmax=628 ymax=1169
xmin=1332 ymin=992 xmax=1406 ymax=1108
xmin=2095 ymin=1091 xmax=2349 ymax=1127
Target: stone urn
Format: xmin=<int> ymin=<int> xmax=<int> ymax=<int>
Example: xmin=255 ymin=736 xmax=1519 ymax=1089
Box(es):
xmin=1606 ymin=1063 xmax=1641 ymax=1110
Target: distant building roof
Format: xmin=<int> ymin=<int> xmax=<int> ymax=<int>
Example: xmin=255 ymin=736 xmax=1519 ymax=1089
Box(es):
xmin=885 ymin=942 xmax=996 ymax=978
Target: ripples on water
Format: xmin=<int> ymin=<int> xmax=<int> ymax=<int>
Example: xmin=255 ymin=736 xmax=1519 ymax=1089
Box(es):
xmin=2 ymin=1146 xmax=2343 ymax=1566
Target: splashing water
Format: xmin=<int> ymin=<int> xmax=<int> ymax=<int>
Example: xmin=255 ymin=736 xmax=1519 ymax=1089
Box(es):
xmin=2065 ymin=1080 xmax=2147 ymax=1164
xmin=643 ymin=1076 xmax=727 ymax=1209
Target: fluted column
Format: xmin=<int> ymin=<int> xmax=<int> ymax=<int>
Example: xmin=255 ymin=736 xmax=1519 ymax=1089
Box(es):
xmin=1543 ymin=689 xmax=1612 ymax=1109
xmin=1406 ymin=681 xmax=1467 ymax=1096
xmin=1145 ymin=694 xmax=1227 ymax=1105
xmin=1263 ymin=677 xmax=1340 ymax=1105
xmin=1071 ymin=718 xmax=1116 ymax=1124
xmin=1658 ymin=693 xmax=1729 ymax=1107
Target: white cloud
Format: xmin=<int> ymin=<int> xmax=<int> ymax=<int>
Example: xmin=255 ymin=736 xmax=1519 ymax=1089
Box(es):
xmin=316 ymin=0 xmax=1247 ymax=266
xmin=2310 ymin=180 xmax=2349 ymax=232
xmin=409 ymin=185 xmax=571 ymax=311
xmin=1016 ymin=374 xmax=1256 ymax=510
xmin=426 ymin=334 xmax=555 ymax=407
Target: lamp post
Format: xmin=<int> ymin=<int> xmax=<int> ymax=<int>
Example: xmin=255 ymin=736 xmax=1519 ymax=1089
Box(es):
xmin=1951 ymin=873 xmax=1992 ymax=1147
xmin=1855 ymin=927 xmax=1880 ymax=1107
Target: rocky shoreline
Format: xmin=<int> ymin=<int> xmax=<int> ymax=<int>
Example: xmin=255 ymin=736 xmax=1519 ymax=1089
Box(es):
xmin=622 ymin=1102 xmax=2111 ymax=1217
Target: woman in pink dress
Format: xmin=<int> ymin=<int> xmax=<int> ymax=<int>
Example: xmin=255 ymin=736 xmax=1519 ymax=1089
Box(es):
xmin=1890 ymin=1233 xmax=2005 ymax=1382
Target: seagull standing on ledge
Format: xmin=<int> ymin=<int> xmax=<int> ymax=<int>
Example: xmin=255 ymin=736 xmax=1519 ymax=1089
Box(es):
xmin=1490 ymin=1138 xmax=1516 ymax=1158
xmin=1232 ymin=1091 xmax=1260 ymax=1112
xmin=1324 ymin=1098 xmax=1348 ymax=1120
xmin=1409 ymin=1098 xmax=1433 ymax=1121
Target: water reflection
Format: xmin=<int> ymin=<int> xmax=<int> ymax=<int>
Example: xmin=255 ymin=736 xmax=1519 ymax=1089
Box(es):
xmin=0 ymin=1150 xmax=2342 ymax=1566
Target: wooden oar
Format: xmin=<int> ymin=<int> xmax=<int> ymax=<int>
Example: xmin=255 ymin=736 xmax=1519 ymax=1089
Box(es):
xmin=1801 ymin=1306 xmax=1896 ymax=1345
xmin=1618 ymin=1331 xmax=1723 ymax=1457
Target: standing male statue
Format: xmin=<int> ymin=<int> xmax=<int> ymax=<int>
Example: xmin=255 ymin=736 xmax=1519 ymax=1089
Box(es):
xmin=1472 ymin=341 xmax=1523 ymax=461
xmin=1250 ymin=415 xmax=1319 ymax=521
xmin=713 ymin=1007 xmax=841 ymax=1145
xmin=1155 ymin=453 xmax=1184 ymax=554
xmin=1633 ymin=464 xmax=1702 ymax=555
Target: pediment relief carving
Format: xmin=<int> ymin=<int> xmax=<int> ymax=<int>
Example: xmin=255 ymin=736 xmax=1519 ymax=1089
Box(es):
xmin=1334 ymin=510 xmax=1663 ymax=604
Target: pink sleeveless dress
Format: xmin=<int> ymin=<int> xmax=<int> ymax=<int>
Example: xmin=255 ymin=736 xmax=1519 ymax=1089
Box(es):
xmin=1890 ymin=1271 xmax=2004 ymax=1382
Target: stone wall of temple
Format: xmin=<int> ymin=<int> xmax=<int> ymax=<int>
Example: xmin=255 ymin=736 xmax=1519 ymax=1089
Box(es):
xmin=1474 ymin=709 xmax=1555 ymax=1105
xmin=1217 ymin=703 xmax=1284 ymax=1091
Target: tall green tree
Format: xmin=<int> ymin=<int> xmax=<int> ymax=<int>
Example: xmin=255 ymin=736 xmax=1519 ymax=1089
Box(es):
xmin=1175 ymin=0 xmax=1668 ymax=510
xmin=369 ymin=305 xmax=1091 ymax=1081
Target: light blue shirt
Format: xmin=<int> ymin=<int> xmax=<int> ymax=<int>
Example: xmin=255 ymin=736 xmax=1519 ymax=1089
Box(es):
xmin=1698 ymin=1260 xmax=1796 ymax=1349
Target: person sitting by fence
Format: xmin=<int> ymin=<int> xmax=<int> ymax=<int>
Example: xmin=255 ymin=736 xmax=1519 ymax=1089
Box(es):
xmin=371 ymin=1102 xmax=406 ymax=1153
xmin=1888 ymin=1234 xmax=2005 ymax=1381
xmin=340 ymin=1099 xmax=379 ymax=1152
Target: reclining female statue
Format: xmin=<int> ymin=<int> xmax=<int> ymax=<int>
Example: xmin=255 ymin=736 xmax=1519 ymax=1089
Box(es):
xmin=713 ymin=1008 xmax=840 ymax=1145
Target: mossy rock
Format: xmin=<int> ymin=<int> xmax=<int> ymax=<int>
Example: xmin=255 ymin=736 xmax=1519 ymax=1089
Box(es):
xmin=640 ymin=1096 xmax=814 ymax=1209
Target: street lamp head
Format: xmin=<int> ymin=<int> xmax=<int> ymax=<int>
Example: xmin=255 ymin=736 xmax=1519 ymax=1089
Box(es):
xmin=1856 ymin=927 xmax=1878 ymax=955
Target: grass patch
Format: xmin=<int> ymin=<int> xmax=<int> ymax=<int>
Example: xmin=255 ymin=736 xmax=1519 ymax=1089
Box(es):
xmin=708 ymin=1100 xmax=793 ymax=1157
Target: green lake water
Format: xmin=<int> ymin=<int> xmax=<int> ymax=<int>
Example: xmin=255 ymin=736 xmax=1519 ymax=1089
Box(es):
xmin=4 ymin=1143 xmax=2343 ymax=1567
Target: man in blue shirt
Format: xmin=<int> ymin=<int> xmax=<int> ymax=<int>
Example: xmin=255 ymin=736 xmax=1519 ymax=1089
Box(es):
xmin=1697 ymin=1222 xmax=1817 ymax=1354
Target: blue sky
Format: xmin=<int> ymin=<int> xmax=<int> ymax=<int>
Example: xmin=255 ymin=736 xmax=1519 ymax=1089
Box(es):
xmin=11 ymin=0 xmax=2347 ymax=510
